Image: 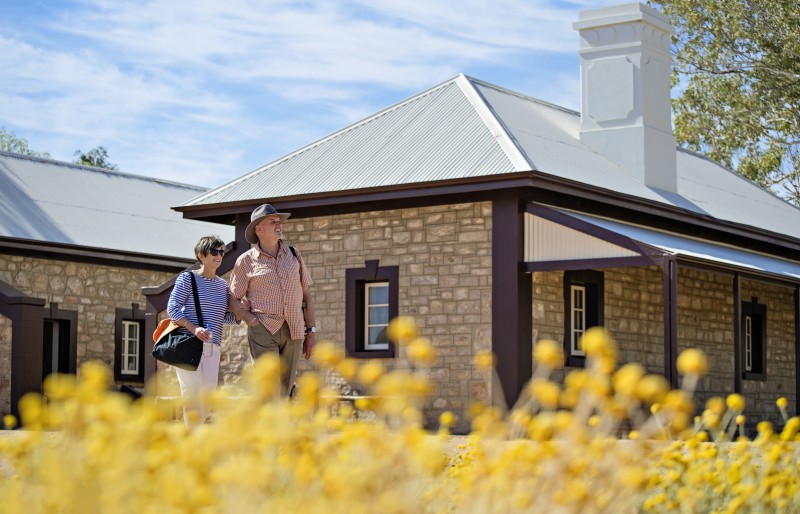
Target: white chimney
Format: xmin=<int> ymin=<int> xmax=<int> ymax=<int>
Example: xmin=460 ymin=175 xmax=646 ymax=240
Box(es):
xmin=574 ymin=3 xmax=677 ymax=193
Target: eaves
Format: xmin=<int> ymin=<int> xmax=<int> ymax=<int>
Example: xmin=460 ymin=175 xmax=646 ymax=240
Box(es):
xmin=173 ymin=170 xmax=800 ymax=259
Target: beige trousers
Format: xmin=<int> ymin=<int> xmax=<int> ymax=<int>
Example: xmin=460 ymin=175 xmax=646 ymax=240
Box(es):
xmin=248 ymin=321 xmax=303 ymax=397
xmin=175 ymin=342 xmax=220 ymax=427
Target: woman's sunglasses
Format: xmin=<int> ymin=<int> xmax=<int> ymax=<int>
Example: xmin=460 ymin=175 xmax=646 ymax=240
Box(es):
xmin=209 ymin=248 xmax=225 ymax=256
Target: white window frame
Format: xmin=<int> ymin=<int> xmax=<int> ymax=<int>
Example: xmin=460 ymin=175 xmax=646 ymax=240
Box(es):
xmin=364 ymin=282 xmax=390 ymax=350
xmin=570 ymin=284 xmax=586 ymax=356
xmin=121 ymin=320 xmax=140 ymax=375
xmin=744 ymin=315 xmax=753 ymax=372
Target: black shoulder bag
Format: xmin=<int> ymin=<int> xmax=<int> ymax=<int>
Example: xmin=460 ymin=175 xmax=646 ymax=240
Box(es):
xmin=152 ymin=271 xmax=205 ymax=371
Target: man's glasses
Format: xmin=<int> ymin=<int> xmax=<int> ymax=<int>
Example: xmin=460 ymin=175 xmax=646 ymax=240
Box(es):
xmin=209 ymin=248 xmax=225 ymax=256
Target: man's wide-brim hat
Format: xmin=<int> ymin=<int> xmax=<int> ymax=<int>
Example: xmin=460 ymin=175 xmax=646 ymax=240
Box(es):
xmin=245 ymin=204 xmax=291 ymax=244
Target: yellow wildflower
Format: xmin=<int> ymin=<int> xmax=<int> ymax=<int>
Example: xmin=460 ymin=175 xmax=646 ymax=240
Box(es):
xmin=407 ymin=337 xmax=437 ymax=365
xmin=386 ymin=316 xmax=417 ymax=343
xmin=357 ymin=361 xmax=385 ymax=385
xmin=473 ymin=350 xmax=495 ymax=371
xmin=3 ymin=414 xmax=17 ymax=429
xmin=335 ymin=358 xmax=359 ymax=381
xmin=581 ymin=326 xmax=616 ymax=358
xmin=676 ymin=348 xmax=709 ymax=376
xmin=312 ymin=341 xmax=342 ymax=368
xmin=782 ymin=417 xmax=800 ymax=441
xmin=706 ymin=396 xmax=726 ymax=415
xmin=757 ymin=421 xmax=774 ymax=438
xmin=533 ymin=339 xmax=563 ymax=369
xmin=636 ymin=374 xmax=669 ymax=404
xmin=727 ymin=393 xmax=746 ymax=412
xmin=439 ymin=411 xmax=455 ymax=428
xmin=612 ymin=363 xmax=645 ymax=397
xmin=663 ymin=390 xmax=694 ymax=416
xmin=530 ymin=378 xmax=560 ymax=410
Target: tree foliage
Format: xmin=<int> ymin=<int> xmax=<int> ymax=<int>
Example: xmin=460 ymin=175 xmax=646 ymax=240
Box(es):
xmin=0 ymin=127 xmax=51 ymax=158
xmin=652 ymin=0 xmax=800 ymax=205
xmin=73 ymin=146 xmax=119 ymax=171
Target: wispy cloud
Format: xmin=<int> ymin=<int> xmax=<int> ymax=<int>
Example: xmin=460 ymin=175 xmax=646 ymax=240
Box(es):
xmin=0 ymin=0 xmax=620 ymax=186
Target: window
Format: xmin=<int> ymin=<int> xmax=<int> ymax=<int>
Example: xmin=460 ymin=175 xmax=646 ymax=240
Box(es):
xmin=346 ymin=260 xmax=399 ymax=358
xmin=741 ymin=298 xmax=766 ymax=380
xmin=744 ymin=315 xmax=752 ymax=372
xmin=570 ymin=284 xmax=586 ymax=357
xmin=121 ymin=320 xmax=141 ymax=375
xmin=563 ymin=270 xmax=604 ymax=367
xmin=364 ymin=282 xmax=390 ymax=350
xmin=115 ymin=304 xmax=145 ymax=382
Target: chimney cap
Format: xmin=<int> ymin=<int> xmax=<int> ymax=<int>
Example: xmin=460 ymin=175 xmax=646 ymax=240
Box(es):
xmin=573 ymin=2 xmax=672 ymax=34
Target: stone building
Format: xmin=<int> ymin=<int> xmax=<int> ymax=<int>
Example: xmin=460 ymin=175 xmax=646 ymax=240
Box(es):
xmin=0 ymin=151 xmax=233 ymax=418
xmin=146 ymin=3 xmax=795 ymax=433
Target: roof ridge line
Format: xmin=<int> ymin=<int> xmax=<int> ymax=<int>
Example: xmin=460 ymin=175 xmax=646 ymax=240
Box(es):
xmin=676 ymin=147 xmax=800 ymax=213
xmin=464 ymin=76 xmax=581 ymax=116
xmin=455 ymin=74 xmax=534 ymax=172
xmin=0 ymin=150 xmax=208 ymax=191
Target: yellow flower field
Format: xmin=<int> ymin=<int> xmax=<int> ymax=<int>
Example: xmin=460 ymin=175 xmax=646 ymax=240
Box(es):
xmin=1 ymin=320 xmax=798 ymax=513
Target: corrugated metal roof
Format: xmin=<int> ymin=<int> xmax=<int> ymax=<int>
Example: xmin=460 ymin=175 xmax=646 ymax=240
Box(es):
xmin=183 ymin=75 xmax=522 ymax=207
xmin=560 ymin=210 xmax=800 ymax=281
xmin=523 ymin=206 xmax=800 ymax=281
xmin=474 ymin=80 xmax=800 ymax=241
xmin=183 ymin=74 xmax=800 ymax=243
xmin=0 ymin=152 xmax=234 ymax=260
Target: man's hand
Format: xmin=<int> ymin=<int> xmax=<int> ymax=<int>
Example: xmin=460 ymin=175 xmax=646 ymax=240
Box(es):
xmin=303 ymin=332 xmax=316 ymax=359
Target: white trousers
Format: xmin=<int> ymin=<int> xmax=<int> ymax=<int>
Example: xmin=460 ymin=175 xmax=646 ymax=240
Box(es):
xmin=175 ymin=342 xmax=220 ymax=427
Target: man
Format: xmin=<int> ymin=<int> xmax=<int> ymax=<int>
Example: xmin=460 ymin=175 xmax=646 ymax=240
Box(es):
xmin=230 ymin=204 xmax=317 ymax=396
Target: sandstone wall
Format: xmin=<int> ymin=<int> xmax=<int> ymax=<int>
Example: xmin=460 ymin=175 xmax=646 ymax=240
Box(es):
xmin=0 ymin=253 xmax=175 ymax=415
xmin=532 ymin=266 xmax=796 ymax=431
xmin=270 ymin=202 xmax=494 ymax=433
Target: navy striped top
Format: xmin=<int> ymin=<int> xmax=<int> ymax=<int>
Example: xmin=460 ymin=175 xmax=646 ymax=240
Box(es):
xmin=167 ymin=271 xmax=236 ymax=345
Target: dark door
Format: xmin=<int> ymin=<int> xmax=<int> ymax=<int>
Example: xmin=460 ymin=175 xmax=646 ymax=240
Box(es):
xmin=42 ymin=319 xmax=71 ymax=379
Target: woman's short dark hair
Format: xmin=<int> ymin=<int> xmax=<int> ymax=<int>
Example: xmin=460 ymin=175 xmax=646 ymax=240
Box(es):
xmin=194 ymin=235 xmax=225 ymax=258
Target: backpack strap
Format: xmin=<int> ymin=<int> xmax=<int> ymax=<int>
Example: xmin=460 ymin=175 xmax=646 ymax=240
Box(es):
xmin=289 ymin=246 xmax=307 ymax=310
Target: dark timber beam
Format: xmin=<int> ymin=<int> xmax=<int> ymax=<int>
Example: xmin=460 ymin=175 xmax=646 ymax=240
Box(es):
xmin=492 ymin=193 xmax=532 ymax=408
xmin=662 ymin=258 xmax=678 ymax=388
xmin=733 ymin=273 xmax=742 ymax=394
xmin=0 ymin=281 xmax=46 ymax=421
xmin=795 ymin=286 xmax=799 ymax=416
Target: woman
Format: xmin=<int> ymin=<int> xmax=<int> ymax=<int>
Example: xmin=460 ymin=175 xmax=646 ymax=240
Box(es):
xmin=166 ymin=235 xmax=240 ymax=427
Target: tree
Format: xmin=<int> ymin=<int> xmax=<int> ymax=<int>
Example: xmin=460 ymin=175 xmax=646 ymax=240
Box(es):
xmin=0 ymin=127 xmax=51 ymax=158
xmin=73 ymin=146 xmax=119 ymax=171
xmin=652 ymin=0 xmax=800 ymax=205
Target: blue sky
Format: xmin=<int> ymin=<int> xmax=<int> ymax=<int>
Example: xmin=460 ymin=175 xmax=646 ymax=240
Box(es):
xmin=0 ymin=0 xmax=623 ymax=188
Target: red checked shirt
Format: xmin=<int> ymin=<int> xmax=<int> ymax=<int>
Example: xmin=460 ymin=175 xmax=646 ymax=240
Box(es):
xmin=229 ymin=241 xmax=313 ymax=340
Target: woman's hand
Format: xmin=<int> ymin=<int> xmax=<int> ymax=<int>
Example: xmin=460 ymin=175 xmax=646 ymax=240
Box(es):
xmin=194 ymin=326 xmax=212 ymax=342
